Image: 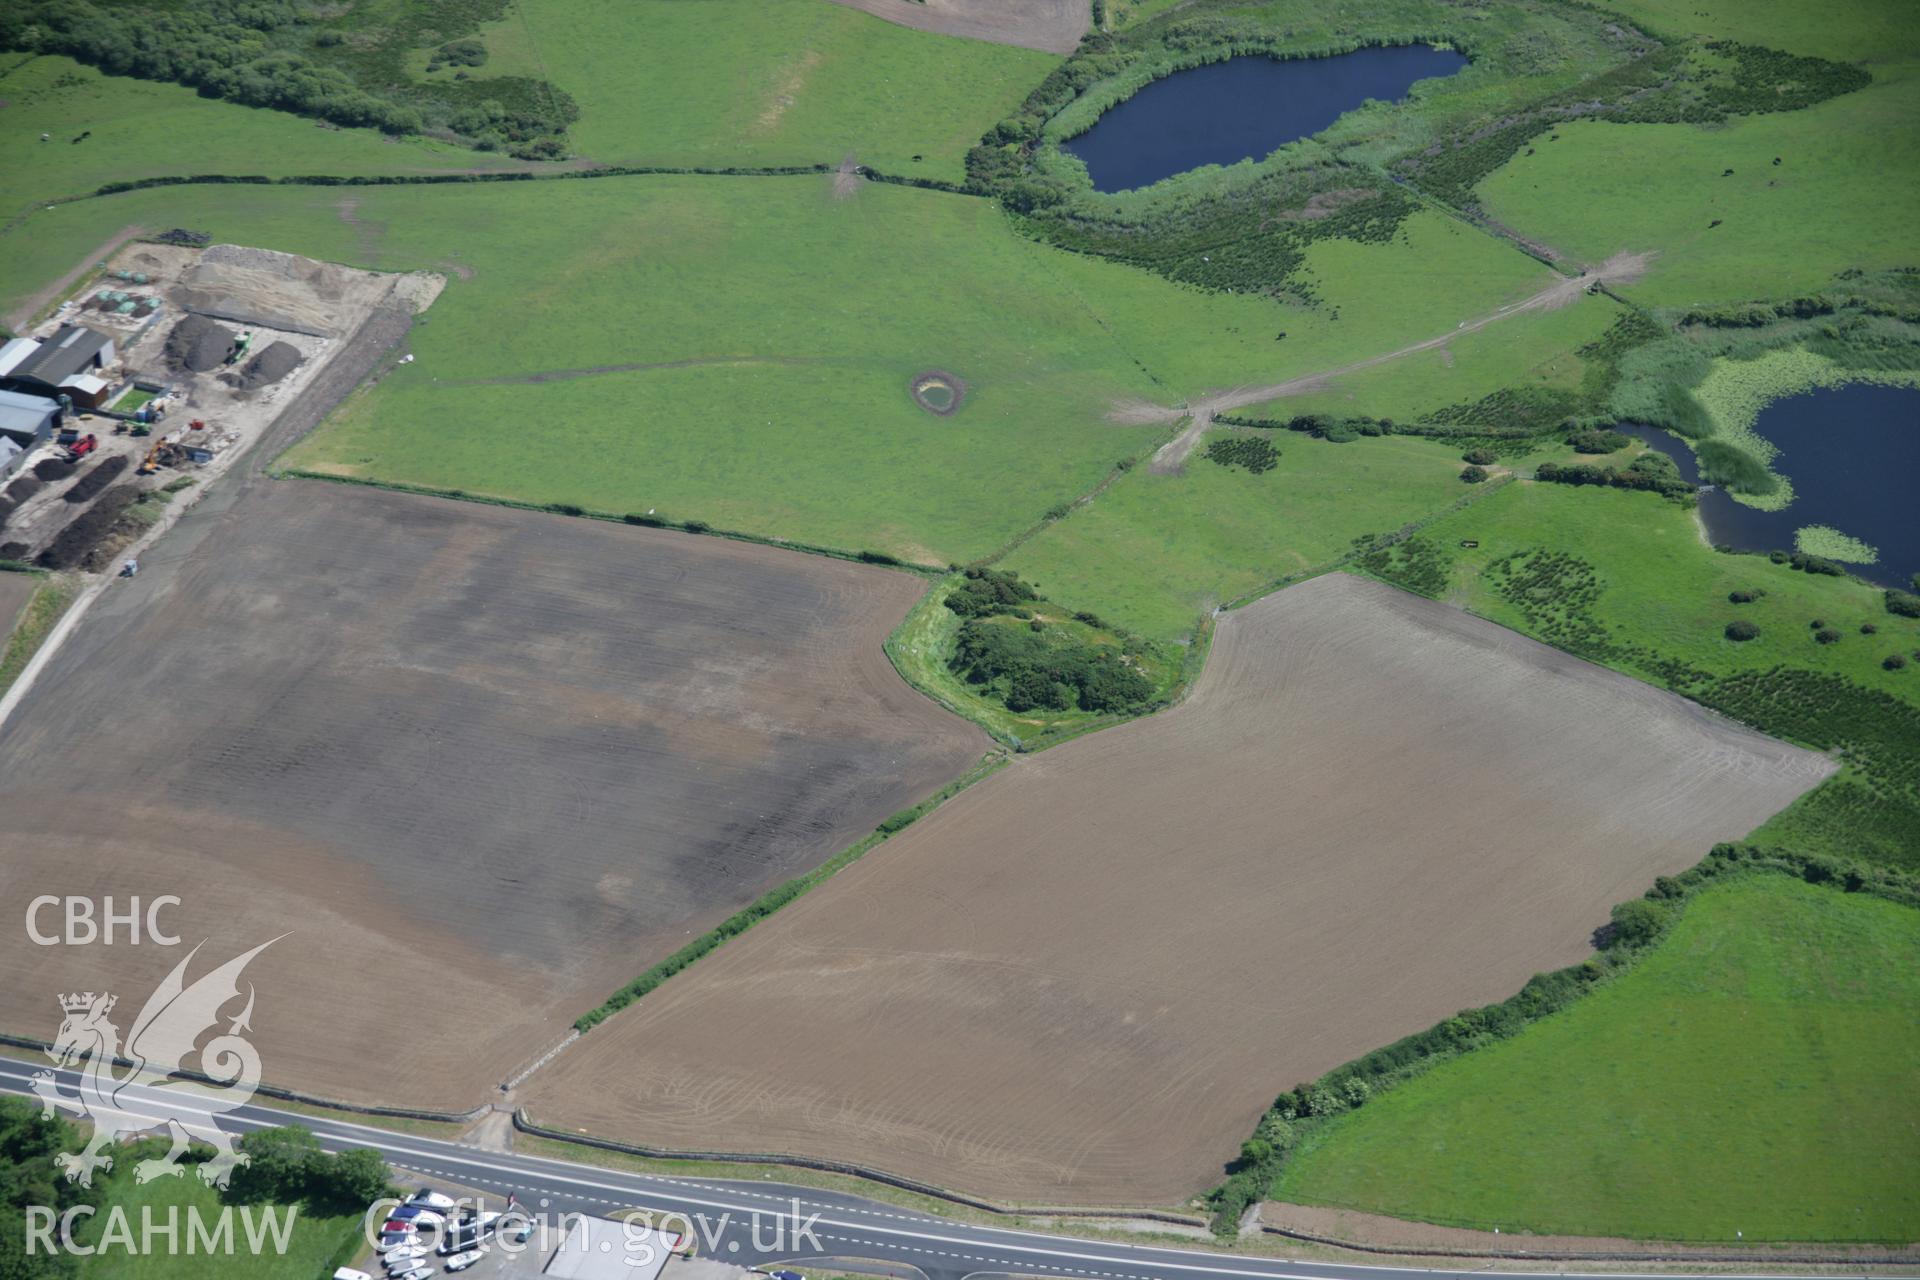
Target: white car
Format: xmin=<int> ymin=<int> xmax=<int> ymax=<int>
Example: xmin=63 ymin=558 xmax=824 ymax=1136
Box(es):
xmin=445 ymin=1249 xmax=487 ymax=1272
xmin=407 ymin=1190 xmax=457 ymax=1211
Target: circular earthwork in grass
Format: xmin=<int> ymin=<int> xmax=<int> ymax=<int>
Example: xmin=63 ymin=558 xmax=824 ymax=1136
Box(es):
xmin=909 ymin=370 xmax=968 ymax=416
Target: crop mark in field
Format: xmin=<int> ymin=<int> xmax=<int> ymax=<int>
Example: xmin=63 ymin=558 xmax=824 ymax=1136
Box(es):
xmin=1126 ymin=250 xmax=1656 ymax=474
xmin=442 ymin=354 xmax=830 ymax=386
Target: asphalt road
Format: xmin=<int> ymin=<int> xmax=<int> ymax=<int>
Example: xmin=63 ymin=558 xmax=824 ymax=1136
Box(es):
xmin=0 ymin=1057 xmax=1854 ymax=1280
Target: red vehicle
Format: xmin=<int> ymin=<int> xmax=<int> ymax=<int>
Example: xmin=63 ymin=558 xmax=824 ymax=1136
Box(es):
xmin=64 ymin=434 xmax=98 ymax=462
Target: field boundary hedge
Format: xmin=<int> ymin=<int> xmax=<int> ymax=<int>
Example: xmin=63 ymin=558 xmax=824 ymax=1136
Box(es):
xmin=273 ymin=470 xmax=947 ymax=576
xmin=1210 ymin=845 xmax=1920 ymax=1235
xmin=60 ymin=163 xmax=968 ymax=207
xmin=566 ymin=754 xmax=1006 ymax=1035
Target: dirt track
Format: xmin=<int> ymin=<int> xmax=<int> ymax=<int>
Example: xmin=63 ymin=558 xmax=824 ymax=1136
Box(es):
xmin=0 ymin=483 xmax=986 ymax=1106
xmin=1130 ymin=251 xmax=1654 ymax=473
xmin=823 ymin=0 xmax=1088 ymax=53
xmin=523 ymin=573 xmax=1829 ymax=1206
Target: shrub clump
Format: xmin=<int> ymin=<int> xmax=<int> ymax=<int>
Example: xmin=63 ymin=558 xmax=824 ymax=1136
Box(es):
xmin=1725 ymin=619 xmax=1760 ymax=642
xmin=1886 ymin=589 xmax=1920 ymax=619
xmin=1460 ymin=464 xmax=1490 ymax=484
xmin=1886 ymin=654 xmax=1909 ymax=671
xmin=1728 ymin=588 xmax=1763 ymax=604
xmin=942 ymin=568 xmax=1162 ymax=716
xmin=1203 ymin=434 xmax=1279 ymax=474
xmin=1568 ymin=428 xmax=1630 ymax=454
xmin=1462 ymin=447 xmax=1498 ymax=466
xmin=1815 ymin=627 xmax=1842 ymax=645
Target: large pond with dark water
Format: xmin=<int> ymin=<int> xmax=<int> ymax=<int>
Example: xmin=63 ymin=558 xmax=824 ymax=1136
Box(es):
xmin=1622 ymin=382 xmax=1920 ymax=589
xmin=1062 ymin=46 xmax=1469 ymax=193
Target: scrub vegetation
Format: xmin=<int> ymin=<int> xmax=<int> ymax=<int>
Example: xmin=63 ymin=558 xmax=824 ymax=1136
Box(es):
xmin=0 ymin=0 xmax=580 ymax=156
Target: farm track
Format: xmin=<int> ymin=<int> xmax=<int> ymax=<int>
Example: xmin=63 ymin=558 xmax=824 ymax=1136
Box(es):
xmin=1131 ymin=250 xmax=1654 ymax=473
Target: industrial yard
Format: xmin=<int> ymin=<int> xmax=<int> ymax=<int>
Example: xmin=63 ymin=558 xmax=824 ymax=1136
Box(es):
xmin=0 ymin=240 xmax=437 ymax=578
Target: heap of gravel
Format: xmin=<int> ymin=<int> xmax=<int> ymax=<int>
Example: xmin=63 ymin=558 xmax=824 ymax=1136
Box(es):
xmin=238 ymin=340 xmax=303 ymax=389
xmin=166 ymin=313 xmax=235 ymax=373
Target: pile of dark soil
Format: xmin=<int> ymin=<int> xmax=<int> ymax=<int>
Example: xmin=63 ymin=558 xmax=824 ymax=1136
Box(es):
xmin=166 ymin=313 xmax=235 ymax=373
xmin=238 ymin=341 xmax=303 ymax=389
xmin=63 ymin=454 xmax=130 ymax=503
xmin=2 ymin=475 xmax=43 ymax=505
xmin=32 ymin=458 xmax=74 ymax=482
xmin=37 ymin=486 xmax=137 ymax=570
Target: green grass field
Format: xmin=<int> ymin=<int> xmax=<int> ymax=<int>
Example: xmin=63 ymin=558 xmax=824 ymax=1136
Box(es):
xmin=0 ymin=55 xmax=523 ymax=215
xmin=1590 ymin=0 xmax=1920 ymax=62
xmin=74 ymin=1172 xmax=359 ymax=1279
xmin=282 ymin=174 xmax=1181 ymax=562
xmin=1475 ymin=65 xmax=1920 ymax=307
xmin=1006 ymin=433 xmax=1479 ymax=642
xmin=516 ymin=0 xmax=1058 ymax=181
xmin=1419 ymin=479 xmax=1920 ymax=705
xmin=1271 ymin=874 xmax=1920 ymax=1242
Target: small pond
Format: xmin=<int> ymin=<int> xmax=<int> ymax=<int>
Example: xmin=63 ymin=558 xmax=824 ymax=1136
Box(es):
xmin=1621 ymin=382 xmax=1920 ymax=589
xmin=1062 ymin=46 xmax=1469 ymax=193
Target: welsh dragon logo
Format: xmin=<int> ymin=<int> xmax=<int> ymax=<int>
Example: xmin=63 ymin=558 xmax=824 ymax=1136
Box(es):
xmin=30 ymin=939 xmax=278 ymax=1189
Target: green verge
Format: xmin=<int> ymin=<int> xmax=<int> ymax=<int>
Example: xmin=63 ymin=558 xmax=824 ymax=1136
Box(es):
xmin=1006 ymin=434 xmax=1498 ymax=643
xmin=571 ymin=753 xmax=1006 ymax=1032
xmin=1264 ymin=869 xmax=1920 ymax=1243
xmin=0 ymin=573 xmax=76 ymax=699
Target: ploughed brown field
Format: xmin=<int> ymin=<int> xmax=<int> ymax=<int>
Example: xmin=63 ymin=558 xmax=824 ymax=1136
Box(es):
xmin=522 ymin=573 xmax=1833 ymax=1206
xmin=0 ymin=481 xmax=986 ymax=1106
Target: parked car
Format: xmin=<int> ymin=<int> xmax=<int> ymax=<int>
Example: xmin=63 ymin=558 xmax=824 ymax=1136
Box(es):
xmin=445 ymin=1248 xmax=487 ymax=1272
xmin=768 ymin=1270 xmax=806 ymax=1280
xmin=407 ymin=1189 xmax=457 ymax=1211
xmin=501 ymin=1221 xmax=534 ymax=1244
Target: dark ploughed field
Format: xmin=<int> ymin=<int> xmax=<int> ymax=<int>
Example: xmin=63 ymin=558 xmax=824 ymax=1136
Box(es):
xmin=0 ymin=481 xmax=986 ymax=1106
